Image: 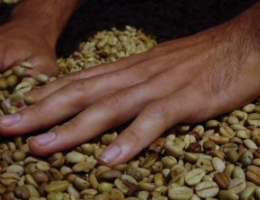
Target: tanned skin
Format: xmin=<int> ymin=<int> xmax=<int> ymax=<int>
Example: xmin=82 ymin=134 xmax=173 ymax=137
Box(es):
xmin=0 ymin=0 xmax=80 ymax=75
xmin=0 ymin=1 xmax=260 ymax=167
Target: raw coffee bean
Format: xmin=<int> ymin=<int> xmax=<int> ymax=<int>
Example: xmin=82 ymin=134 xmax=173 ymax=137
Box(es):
xmin=168 ymin=185 xmax=193 ymax=200
xmin=195 ymin=181 xmax=219 ymax=198
xmin=185 ymin=168 xmax=205 ymax=186
xmin=228 ymin=179 xmax=246 ymax=194
xmin=14 ymin=185 xmax=30 ymax=200
xmin=246 ymin=165 xmax=260 ymax=185
xmin=213 ymin=172 xmax=230 ymax=189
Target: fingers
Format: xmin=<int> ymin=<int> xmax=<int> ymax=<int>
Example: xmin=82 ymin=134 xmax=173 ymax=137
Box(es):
xmin=25 ymin=68 xmax=185 ymax=156
xmin=0 ymin=40 xmax=58 ymax=76
xmin=27 ymin=50 xmax=162 ymax=101
xmin=98 ymin=69 xmax=260 ymax=167
xmin=25 ymin=56 xmax=59 ymax=77
xmin=0 ymin=78 xmax=126 ymax=135
xmin=26 ymin=51 xmax=175 ymax=109
xmin=98 ymin=86 xmax=210 ymax=167
xmin=0 ymin=57 xmax=171 ymax=135
xmin=28 ymin=97 xmax=136 ymax=155
xmin=27 ymin=85 xmax=151 ymax=155
xmin=0 ymin=45 xmax=28 ymax=71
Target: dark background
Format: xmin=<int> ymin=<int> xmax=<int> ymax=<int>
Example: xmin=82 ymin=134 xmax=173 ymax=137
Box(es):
xmin=0 ymin=0 xmax=259 ymax=57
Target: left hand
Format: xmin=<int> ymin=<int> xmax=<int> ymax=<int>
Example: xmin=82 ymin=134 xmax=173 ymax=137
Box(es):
xmin=0 ymin=21 xmax=59 ymax=76
xmin=0 ymin=17 xmax=260 ymax=167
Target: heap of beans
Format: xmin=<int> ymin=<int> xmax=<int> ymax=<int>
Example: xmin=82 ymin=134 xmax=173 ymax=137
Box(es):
xmin=0 ymin=26 xmax=260 ymax=200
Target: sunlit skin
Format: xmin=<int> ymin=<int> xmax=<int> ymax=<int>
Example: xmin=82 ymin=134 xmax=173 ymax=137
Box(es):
xmin=0 ymin=1 xmax=260 ymax=167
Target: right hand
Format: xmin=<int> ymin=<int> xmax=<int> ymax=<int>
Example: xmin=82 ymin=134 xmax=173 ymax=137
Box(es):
xmin=0 ymin=21 xmax=59 ymax=76
xmin=1 ymin=13 xmax=260 ymax=167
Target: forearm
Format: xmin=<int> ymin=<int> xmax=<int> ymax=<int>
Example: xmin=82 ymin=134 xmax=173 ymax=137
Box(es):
xmin=10 ymin=0 xmax=81 ymax=47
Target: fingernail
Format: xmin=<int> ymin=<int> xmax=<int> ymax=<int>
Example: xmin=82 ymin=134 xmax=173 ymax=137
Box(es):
xmin=99 ymin=145 xmax=121 ymax=164
xmin=0 ymin=114 xmax=21 ymax=126
xmin=33 ymin=132 xmax=56 ymax=146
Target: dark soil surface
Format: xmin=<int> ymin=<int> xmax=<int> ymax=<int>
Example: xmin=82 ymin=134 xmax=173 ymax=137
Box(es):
xmin=0 ymin=0 xmax=258 ymax=57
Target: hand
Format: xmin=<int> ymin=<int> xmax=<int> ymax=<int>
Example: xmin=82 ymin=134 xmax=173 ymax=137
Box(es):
xmin=0 ymin=21 xmax=59 ymax=76
xmin=0 ymin=16 xmax=260 ymax=167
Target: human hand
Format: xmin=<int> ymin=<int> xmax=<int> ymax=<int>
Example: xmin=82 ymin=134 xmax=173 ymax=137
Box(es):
xmin=0 ymin=21 xmax=59 ymax=76
xmin=0 ymin=16 xmax=260 ymax=167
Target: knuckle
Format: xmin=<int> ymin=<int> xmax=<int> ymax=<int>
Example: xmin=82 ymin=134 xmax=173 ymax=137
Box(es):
xmin=29 ymin=104 xmax=41 ymax=116
xmin=100 ymin=95 xmax=121 ymax=110
xmin=145 ymin=103 xmax=166 ymax=120
xmin=63 ymin=80 xmax=90 ymax=109
xmin=123 ymin=128 xmax=143 ymax=146
xmin=56 ymin=120 xmax=79 ymax=133
xmin=27 ymin=105 xmax=48 ymax=129
xmin=69 ymin=80 xmax=88 ymax=98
